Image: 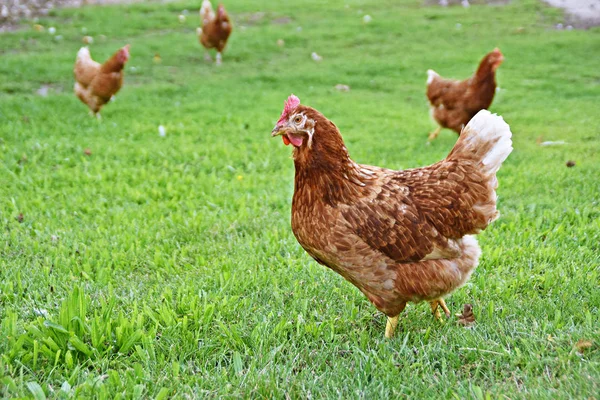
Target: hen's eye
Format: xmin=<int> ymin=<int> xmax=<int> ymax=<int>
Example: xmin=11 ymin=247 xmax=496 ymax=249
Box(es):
xmin=293 ymin=115 xmax=303 ymax=124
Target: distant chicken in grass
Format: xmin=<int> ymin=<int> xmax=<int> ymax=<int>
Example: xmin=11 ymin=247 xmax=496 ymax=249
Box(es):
xmin=73 ymin=45 xmax=130 ymax=118
xmin=272 ymin=95 xmax=512 ymax=338
xmin=196 ymin=0 xmax=232 ymax=66
xmin=427 ymin=48 xmax=504 ymax=140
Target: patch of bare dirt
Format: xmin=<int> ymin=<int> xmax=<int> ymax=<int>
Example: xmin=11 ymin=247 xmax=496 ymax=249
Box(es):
xmin=423 ymin=0 xmax=513 ymax=6
xmin=543 ymin=0 xmax=600 ymax=28
xmin=422 ymin=0 xmax=600 ymax=28
xmin=0 ymin=0 xmax=159 ymax=32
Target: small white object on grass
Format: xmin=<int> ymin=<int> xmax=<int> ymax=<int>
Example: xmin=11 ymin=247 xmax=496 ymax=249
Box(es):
xmin=158 ymin=125 xmax=166 ymax=137
xmin=36 ymin=86 xmax=49 ymax=97
xmin=178 ymin=14 xmax=186 ymax=23
xmin=335 ymin=84 xmax=350 ymax=92
xmin=363 ymin=15 xmax=372 ymax=23
xmin=540 ymin=141 xmax=567 ymax=146
xmin=461 ymin=0 xmax=470 ymax=8
xmin=48 ymin=26 xmax=56 ymax=35
xmin=311 ymin=52 xmax=323 ymax=62
xmin=54 ymin=35 xmax=63 ymax=41
xmin=277 ymin=39 xmax=285 ymax=47
xmin=33 ymin=308 xmax=49 ymax=318
xmin=82 ymin=36 xmax=93 ymax=44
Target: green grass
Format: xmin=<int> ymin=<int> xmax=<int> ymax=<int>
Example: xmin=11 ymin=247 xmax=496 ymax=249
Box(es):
xmin=1 ymin=0 xmax=599 ymax=397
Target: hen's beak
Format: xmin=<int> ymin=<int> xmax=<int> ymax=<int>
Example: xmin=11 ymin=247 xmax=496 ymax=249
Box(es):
xmin=271 ymin=124 xmax=285 ymax=137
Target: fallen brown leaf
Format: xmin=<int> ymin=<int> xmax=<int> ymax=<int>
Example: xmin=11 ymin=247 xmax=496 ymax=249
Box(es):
xmin=575 ymin=339 xmax=593 ymax=354
xmin=16 ymin=213 xmax=24 ymax=223
xmin=456 ymin=304 xmax=475 ymax=327
xmin=84 ymin=148 xmax=92 ymax=156
xmin=566 ymin=160 xmax=576 ymax=167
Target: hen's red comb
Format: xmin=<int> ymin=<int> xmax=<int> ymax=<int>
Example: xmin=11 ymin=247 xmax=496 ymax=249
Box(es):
xmin=277 ymin=94 xmax=300 ymax=125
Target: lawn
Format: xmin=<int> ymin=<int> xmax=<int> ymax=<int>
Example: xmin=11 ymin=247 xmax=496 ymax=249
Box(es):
xmin=1 ymin=0 xmax=599 ymax=398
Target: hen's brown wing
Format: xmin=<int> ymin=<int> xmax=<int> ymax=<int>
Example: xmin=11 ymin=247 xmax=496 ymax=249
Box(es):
xmin=426 ymin=77 xmax=470 ymax=111
xmin=74 ymin=57 xmax=101 ymax=88
xmin=89 ymin=72 xmax=123 ymax=102
xmin=340 ymin=159 xmax=492 ymax=264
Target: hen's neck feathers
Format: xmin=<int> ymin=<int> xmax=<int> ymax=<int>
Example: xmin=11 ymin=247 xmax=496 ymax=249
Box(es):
xmin=292 ymin=111 xmax=374 ymax=205
xmin=473 ymin=57 xmax=497 ymax=85
xmin=101 ymin=52 xmax=126 ymax=73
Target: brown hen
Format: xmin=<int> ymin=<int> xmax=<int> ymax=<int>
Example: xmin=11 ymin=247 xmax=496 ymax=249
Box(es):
xmin=73 ymin=45 xmax=130 ymax=118
xmin=272 ymin=95 xmax=512 ymax=338
xmin=197 ymin=0 xmax=232 ymax=66
xmin=427 ymin=48 xmax=504 ymax=140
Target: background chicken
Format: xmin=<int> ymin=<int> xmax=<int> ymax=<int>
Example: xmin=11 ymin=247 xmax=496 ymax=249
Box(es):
xmin=73 ymin=45 xmax=130 ymax=118
xmin=272 ymin=95 xmax=512 ymax=338
xmin=196 ymin=0 xmax=232 ymax=66
xmin=426 ymin=48 xmax=504 ymax=140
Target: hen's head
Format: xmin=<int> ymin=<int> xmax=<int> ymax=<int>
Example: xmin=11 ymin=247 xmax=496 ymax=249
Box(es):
xmin=217 ymin=4 xmax=229 ymax=21
xmin=484 ymin=48 xmax=504 ymax=71
xmin=271 ymin=95 xmax=345 ymax=161
xmin=117 ymin=44 xmax=130 ymax=64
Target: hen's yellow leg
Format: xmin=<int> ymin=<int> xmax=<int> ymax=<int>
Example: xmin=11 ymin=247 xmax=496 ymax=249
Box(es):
xmin=384 ymin=303 xmax=406 ymax=339
xmin=428 ymin=126 xmax=441 ymax=141
xmin=385 ymin=316 xmax=399 ymax=338
xmin=430 ymin=299 xmax=451 ymax=320
xmin=430 ymin=301 xmax=442 ymax=320
xmin=438 ymin=298 xmax=450 ymax=317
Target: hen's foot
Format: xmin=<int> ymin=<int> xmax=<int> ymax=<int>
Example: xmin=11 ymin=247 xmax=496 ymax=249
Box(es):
xmin=428 ymin=127 xmax=441 ymax=141
xmin=216 ymin=52 xmax=222 ymax=66
xmin=384 ymin=303 xmax=406 ymax=339
xmin=385 ymin=316 xmax=399 ymax=339
xmin=430 ymin=299 xmax=450 ymax=320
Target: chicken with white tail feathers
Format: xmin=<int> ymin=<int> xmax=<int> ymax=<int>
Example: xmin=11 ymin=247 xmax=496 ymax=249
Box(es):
xmin=271 ymin=93 xmax=513 ymax=338
xmin=197 ymin=0 xmax=232 ymax=65
xmin=73 ymin=45 xmax=130 ymax=117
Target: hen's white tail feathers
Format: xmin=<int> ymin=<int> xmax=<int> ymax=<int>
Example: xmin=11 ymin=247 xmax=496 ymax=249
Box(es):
xmin=426 ymin=69 xmax=439 ymax=85
xmin=449 ymin=110 xmax=513 ymax=175
xmin=200 ymin=0 xmax=214 ymax=24
xmin=76 ymin=47 xmax=91 ymax=61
